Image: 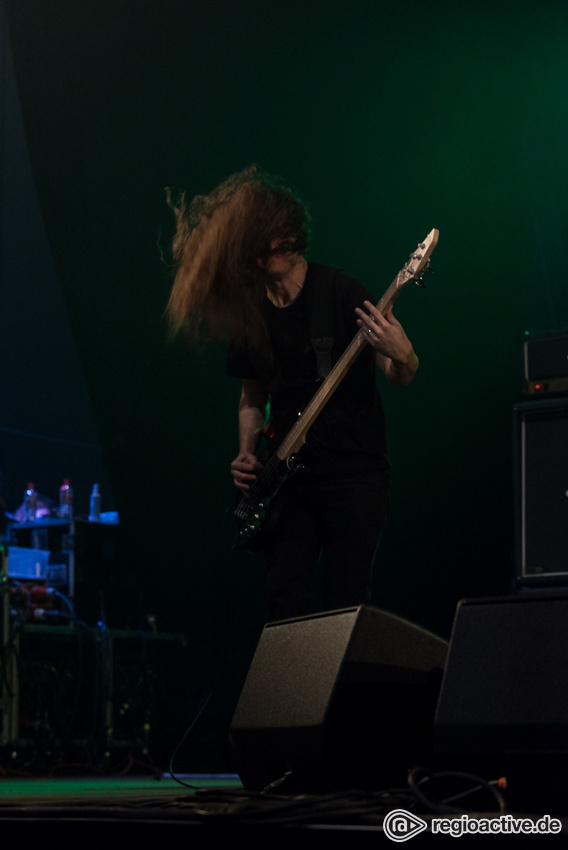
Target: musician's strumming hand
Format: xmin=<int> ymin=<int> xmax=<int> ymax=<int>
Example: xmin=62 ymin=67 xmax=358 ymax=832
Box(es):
xmin=231 ymin=452 xmax=263 ymax=495
xmin=355 ymin=301 xmax=419 ymax=386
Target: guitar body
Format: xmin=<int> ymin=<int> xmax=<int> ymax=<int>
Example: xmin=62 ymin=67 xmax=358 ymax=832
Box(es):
xmin=232 ymin=229 xmax=439 ymax=551
xmin=233 ymin=451 xmax=305 ymax=551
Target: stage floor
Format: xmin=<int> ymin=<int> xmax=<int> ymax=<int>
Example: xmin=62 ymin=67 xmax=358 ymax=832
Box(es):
xmin=0 ymin=772 xmax=567 ymax=847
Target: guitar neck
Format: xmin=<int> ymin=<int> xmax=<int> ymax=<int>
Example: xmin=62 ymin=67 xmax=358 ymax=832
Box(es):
xmin=277 ymin=273 xmax=402 ymax=459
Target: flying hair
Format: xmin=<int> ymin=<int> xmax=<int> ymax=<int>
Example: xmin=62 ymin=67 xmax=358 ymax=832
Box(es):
xmin=165 ymin=165 xmax=311 ymax=353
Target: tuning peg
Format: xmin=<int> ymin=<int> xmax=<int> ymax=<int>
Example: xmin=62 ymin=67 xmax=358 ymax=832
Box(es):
xmin=415 ymin=262 xmax=434 ymax=286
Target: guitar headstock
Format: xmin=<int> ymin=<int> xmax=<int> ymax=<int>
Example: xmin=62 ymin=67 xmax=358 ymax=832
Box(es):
xmin=397 ymin=228 xmax=439 ymax=289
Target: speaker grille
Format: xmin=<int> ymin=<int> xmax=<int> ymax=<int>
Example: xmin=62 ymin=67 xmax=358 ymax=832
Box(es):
xmin=435 ymin=595 xmax=568 ymax=756
xmin=514 ymin=399 xmax=568 ymax=583
xmin=230 ymin=605 xmax=448 ymax=791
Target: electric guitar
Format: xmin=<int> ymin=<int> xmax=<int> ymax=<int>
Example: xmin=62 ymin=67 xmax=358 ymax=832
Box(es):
xmin=233 ymin=228 xmax=439 ymax=551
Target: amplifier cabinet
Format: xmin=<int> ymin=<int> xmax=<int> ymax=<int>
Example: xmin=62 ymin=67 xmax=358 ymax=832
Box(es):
xmin=523 ymin=328 xmax=568 ymax=395
xmin=514 ymin=398 xmax=568 ymax=584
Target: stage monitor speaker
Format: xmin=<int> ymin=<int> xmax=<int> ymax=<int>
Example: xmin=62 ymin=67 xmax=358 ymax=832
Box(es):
xmin=434 ymin=594 xmax=568 ymax=813
xmin=229 ymin=605 xmax=448 ymax=792
xmin=513 ymin=398 xmax=568 ymax=585
xmin=435 ymin=594 xmax=568 ymax=756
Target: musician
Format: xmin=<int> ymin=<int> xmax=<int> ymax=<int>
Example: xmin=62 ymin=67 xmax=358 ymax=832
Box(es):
xmin=167 ymin=166 xmax=418 ymax=620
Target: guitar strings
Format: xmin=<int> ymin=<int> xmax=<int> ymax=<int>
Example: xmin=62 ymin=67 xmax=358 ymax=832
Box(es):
xmin=235 ymin=450 xmax=283 ymax=518
xmin=236 ymin=327 xmax=370 ymax=522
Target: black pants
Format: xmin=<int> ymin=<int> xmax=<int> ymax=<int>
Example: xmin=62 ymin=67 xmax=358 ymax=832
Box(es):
xmin=263 ymin=470 xmax=389 ymax=621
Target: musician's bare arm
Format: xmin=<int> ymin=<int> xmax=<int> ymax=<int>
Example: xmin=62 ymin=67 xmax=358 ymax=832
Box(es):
xmin=230 ymin=379 xmax=268 ymax=494
xmin=355 ymin=302 xmax=419 ymax=387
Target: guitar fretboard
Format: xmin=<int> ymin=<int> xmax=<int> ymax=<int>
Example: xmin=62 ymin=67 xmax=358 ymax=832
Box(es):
xmin=276 ymin=272 xmax=403 ymax=459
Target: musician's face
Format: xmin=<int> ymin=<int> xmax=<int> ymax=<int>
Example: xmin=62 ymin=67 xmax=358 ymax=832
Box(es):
xmin=258 ymin=238 xmax=300 ymax=277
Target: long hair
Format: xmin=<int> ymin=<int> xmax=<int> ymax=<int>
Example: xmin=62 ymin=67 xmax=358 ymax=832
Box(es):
xmin=165 ymin=165 xmax=311 ymax=353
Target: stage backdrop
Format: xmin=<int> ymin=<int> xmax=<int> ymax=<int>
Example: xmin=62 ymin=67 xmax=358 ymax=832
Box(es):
xmin=3 ymin=0 xmax=568 ymax=665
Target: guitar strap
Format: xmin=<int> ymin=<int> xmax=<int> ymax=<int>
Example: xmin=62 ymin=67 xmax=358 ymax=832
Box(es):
xmin=306 ymin=265 xmax=339 ymax=380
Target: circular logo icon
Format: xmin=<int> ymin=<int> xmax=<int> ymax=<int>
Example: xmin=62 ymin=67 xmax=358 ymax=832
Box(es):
xmin=383 ymin=809 xmax=428 ymax=842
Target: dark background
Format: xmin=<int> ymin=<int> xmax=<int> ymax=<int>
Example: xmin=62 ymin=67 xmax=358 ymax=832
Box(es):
xmin=1 ymin=0 xmax=567 ymax=761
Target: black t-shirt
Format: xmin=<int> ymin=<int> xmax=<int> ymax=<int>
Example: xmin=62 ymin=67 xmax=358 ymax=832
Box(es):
xmin=227 ymin=262 xmax=388 ymax=478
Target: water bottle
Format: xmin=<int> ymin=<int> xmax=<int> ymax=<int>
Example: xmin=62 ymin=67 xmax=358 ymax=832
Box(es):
xmin=23 ymin=482 xmax=37 ymax=522
xmin=89 ymin=484 xmax=101 ymax=522
xmin=59 ymin=479 xmax=73 ymax=519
